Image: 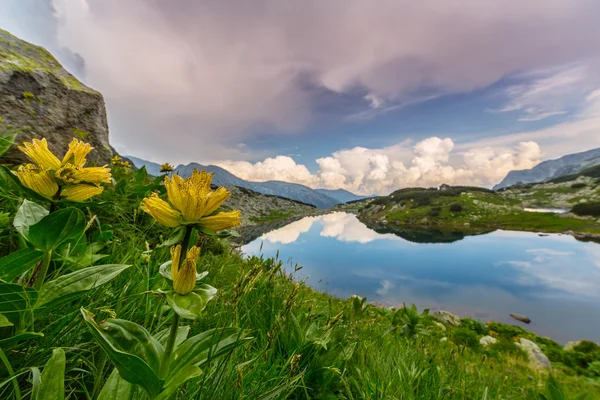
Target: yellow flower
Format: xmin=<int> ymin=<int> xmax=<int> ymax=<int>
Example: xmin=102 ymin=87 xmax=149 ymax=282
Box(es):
xmin=18 ymin=138 xmax=61 ymax=170
xmin=56 ymin=165 xmax=111 ymax=185
xmin=15 ymin=164 xmax=58 ymax=198
xmin=16 ymin=137 xmax=111 ymax=202
xmin=141 ymin=169 xmax=240 ymax=231
xmin=160 ymin=163 xmax=174 ymax=173
xmin=170 ymin=245 xmax=200 ymax=295
xmin=60 ymin=184 xmax=104 ymax=202
xmin=61 ymin=139 xmax=92 ymax=167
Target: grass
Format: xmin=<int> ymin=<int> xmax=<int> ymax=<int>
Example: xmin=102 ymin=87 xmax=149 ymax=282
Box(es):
xmin=0 ymin=167 xmax=599 ymax=398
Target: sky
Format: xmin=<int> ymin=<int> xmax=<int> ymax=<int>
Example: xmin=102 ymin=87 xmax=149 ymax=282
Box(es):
xmin=2 ymin=0 xmax=600 ymax=195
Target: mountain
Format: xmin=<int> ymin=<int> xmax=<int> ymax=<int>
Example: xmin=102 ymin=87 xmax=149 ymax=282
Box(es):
xmin=127 ymin=157 xmax=340 ymax=208
xmin=315 ymin=188 xmax=367 ymax=203
xmin=0 ymin=28 xmax=112 ymax=166
xmin=493 ymin=147 xmax=600 ymax=190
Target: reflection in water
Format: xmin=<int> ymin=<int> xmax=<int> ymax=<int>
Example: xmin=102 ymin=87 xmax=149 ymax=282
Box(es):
xmin=243 ymin=212 xmax=600 ymax=343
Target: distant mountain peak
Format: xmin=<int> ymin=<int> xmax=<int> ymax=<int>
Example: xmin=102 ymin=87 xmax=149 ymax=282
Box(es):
xmin=493 ymin=147 xmax=600 ymax=190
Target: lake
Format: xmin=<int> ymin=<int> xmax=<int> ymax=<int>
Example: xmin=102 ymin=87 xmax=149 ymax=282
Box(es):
xmin=242 ymin=212 xmax=600 ymax=343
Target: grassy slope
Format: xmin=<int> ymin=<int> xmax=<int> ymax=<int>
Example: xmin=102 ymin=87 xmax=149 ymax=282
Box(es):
xmin=358 ymin=188 xmax=600 ymax=236
xmin=0 ymin=167 xmax=599 ymax=398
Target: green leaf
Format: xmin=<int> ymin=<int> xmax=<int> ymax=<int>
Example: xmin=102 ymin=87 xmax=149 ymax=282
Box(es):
xmin=0 ymin=248 xmax=44 ymax=282
xmin=0 ymin=332 xmax=44 ymax=348
xmin=30 ymin=367 xmax=41 ymax=400
xmin=38 ymin=348 xmax=65 ymax=400
xmin=81 ymin=308 xmax=165 ymax=398
xmin=157 ymin=226 xmax=186 ymax=248
xmin=164 ymin=285 xmax=217 ymax=320
xmin=36 ymin=264 xmax=131 ymax=308
xmin=168 ymin=327 xmax=249 ymax=384
xmin=154 ymin=326 xmax=190 ymax=349
xmin=0 ymin=314 xmax=12 ymax=328
xmin=0 ymin=130 xmax=18 ymax=157
xmin=28 ymin=207 xmax=86 ymax=251
xmin=98 ymin=369 xmax=134 ymax=400
xmin=159 ymin=365 xmax=202 ymax=399
xmin=0 ymin=283 xmax=38 ymax=316
xmin=195 ymin=225 xmax=217 ymax=236
xmin=13 ymin=199 xmax=49 ymax=240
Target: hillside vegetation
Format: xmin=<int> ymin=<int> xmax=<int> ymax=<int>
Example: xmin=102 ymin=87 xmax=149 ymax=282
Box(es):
xmin=0 ymin=139 xmax=599 ymax=399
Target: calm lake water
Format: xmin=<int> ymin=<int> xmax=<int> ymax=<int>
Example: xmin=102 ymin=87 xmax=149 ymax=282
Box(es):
xmin=242 ymin=212 xmax=600 ymax=343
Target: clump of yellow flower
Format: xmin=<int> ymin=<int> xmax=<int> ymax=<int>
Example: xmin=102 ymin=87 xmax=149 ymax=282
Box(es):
xmin=15 ymin=138 xmax=111 ymax=201
xmin=112 ymin=155 xmax=131 ymax=168
xmin=170 ymin=244 xmax=200 ymax=295
xmin=160 ymin=163 xmax=174 ymax=173
xmin=141 ymin=169 xmax=240 ymax=231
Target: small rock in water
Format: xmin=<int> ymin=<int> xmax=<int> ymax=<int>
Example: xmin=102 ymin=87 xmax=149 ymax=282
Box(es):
xmin=479 ymin=336 xmax=498 ymax=347
xmin=516 ymin=338 xmax=551 ymax=369
xmin=510 ymin=313 xmax=531 ymax=324
xmin=433 ymin=310 xmax=461 ymax=326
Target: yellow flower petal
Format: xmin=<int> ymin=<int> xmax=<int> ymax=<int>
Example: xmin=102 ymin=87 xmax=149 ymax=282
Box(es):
xmin=18 ymin=138 xmax=61 ymax=170
xmin=15 ymin=164 xmax=58 ymax=198
xmin=202 ymin=187 xmax=230 ymax=216
xmin=62 ymin=138 xmax=93 ymax=167
xmin=170 ymin=244 xmax=182 ymax=281
xmin=61 ymin=184 xmax=104 ymax=202
xmin=141 ymin=193 xmax=182 ymax=227
xmin=56 ymin=165 xmax=111 ymax=185
xmin=198 ymin=210 xmax=240 ymax=232
xmin=160 ymin=163 xmax=174 ymax=173
xmin=179 ymin=170 xmax=214 ymax=222
xmin=164 ymin=174 xmax=186 ymax=213
xmin=173 ymin=246 xmax=200 ymax=295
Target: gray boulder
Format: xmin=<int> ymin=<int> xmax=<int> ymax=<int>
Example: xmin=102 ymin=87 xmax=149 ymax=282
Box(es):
xmin=510 ymin=313 xmax=531 ymax=324
xmin=479 ymin=336 xmax=498 ymax=347
xmin=516 ymin=338 xmax=551 ymax=369
xmin=0 ymin=29 xmax=112 ymax=166
xmin=433 ymin=310 xmax=461 ymax=326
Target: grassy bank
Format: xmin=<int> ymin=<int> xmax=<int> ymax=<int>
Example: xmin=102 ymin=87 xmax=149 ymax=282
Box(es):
xmin=1 ymin=163 xmax=599 ymax=398
xmin=355 ymin=187 xmax=600 ymax=237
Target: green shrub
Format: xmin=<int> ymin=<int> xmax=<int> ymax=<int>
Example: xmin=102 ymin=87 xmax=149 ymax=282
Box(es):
xmin=571 ymin=202 xmax=600 ymax=217
xmin=573 ymin=340 xmax=599 ymax=354
xmin=449 ymin=203 xmax=463 ymax=212
xmin=589 ymin=361 xmax=600 ymax=377
xmin=487 ymin=321 xmax=527 ymax=340
xmin=570 ymin=182 xmax=586 ymax=189
xmin=452 ymin=327 xmax=480 ymax=349
xmin=461 ymin=318 xmax=489 ymax=335
xmin=429 ymin=207 xmax=441 ymax=217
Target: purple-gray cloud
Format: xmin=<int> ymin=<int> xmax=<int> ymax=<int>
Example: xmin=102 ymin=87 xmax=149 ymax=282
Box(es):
xmin=2 ymin=0 xmax=600 ymax=164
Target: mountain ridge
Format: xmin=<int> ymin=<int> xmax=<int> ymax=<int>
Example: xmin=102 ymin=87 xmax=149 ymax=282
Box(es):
xmin=126 ymin=156 xmax=356 ymax=208
xmin=493 ymin=147 xmax=600 ymax=190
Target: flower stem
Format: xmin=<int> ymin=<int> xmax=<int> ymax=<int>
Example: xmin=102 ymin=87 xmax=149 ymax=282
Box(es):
xmin=160 ymin=312 xmax=180 ymax=378
xmin=160 ymin=225 xmax=193 ymax=378
xmin=34 ymin=249 xmax=52 ymax=290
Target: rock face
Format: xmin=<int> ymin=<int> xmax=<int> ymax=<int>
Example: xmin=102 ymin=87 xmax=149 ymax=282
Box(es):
xmin=433 ymin=310 xmax=461 ymax=326
xmin=516 ymin=338 xmax=551 ymax=369
xmin=0 ymin=29 xmax=112 ymax=166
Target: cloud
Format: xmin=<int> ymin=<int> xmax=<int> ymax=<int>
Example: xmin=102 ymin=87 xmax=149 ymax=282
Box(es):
xmin=217 ymin=137 xmax=541 ymax=194
xmin=2 ymin=0 xmax=597 ymax=163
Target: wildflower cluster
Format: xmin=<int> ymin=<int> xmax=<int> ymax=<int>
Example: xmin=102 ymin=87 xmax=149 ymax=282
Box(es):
xmin=15 ymin=138 xmax=111 ymax=201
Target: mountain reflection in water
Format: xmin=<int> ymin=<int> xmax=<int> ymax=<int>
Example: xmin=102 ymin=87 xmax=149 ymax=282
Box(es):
xmin=242 ymin=212 xmax=600 ymax=343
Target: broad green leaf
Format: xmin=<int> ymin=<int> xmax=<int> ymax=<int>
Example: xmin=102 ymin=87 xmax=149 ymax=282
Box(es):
xmin=0 ymin=332 xmax=44 ymax=348
xmin=168 ymin=327 xmax=250 ymax=384
xmin=28 ymin=207 xmax=86 ymax=251
xmin=30 ymin=367 xmax=41 ymax=400
xmin=0 ymin=314 xmax=12 ymax=328
xmin=158 ymin=226 xmax=186 ymax=248
xmin=0 ymin=283 xmax=38 ymax=316
xmin=154 ymin=326 xmax=190 ymax=349
xmin=38 ymin=348 xmax=65 ymax=400
xmin=0 ymin=248 xmax=44 ymax=281
xmin=36 ymin=264 xmax=131 ymax=308
xmin=81 ymin=308 xmax=165 ymax=398
xmin=164 ymin=285 xmax=217 ymax=320
xmin=0 ymin=130 xmax=18 ymax=157
xmin=13 ymin=199 xmax=48 ymax=240
xmin=98 ymin=368 xmax=134 ymax=400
